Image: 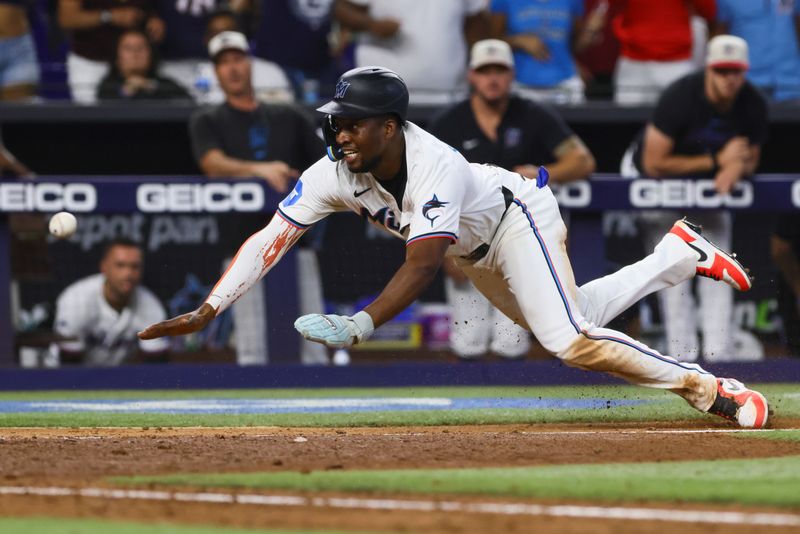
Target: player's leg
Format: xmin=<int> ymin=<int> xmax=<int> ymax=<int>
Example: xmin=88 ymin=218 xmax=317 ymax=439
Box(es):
xmin=445 ymin=277 xmax=492 ymax=359
xmin=576 ymin=226 xmax=696 ymax=328
xmin=640 ymin=212 xmax=700 ymax=361
xmin=486 ymin=186 xmax=767 ymax=427
xmin=577 ymin=212 xmax=750 ymax=337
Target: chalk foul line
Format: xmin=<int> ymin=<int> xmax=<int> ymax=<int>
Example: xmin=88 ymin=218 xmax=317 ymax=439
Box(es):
xmin=0 ymin=485 xmax=798 ymax=527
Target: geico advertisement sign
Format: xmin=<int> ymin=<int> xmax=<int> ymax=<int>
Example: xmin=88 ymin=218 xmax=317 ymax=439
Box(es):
xmin=630 ymin=179 xmax=753 ymax=208
xmin=137 ymin=183 xmax=264 ymax=212
xmin=549 ymin=181 xmax=591 ymax=207
xmin=0 ymin=182 xmax=97 ymax=212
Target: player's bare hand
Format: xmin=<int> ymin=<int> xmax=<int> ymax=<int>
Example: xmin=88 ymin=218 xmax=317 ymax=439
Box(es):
xmin=368 ymin=18 xmax=400 ymax=38
xmin=250 ymin=161 xmax=299 ymax=193
xmin=714 ymin=160 xmax=744 ymax=194
xmin=716 ymin=136 xmax=749 ymax=167
xmin=511 ymin=34 xmax=550 ymax=61
xmin=138 ymin=303 xmax=217 ymax=340
xmin=111 ymin=7 xmax=145 ymax=28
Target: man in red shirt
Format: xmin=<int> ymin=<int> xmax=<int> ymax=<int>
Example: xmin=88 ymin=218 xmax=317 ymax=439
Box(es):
xmin=612 ymin=0 xmax=715 ymax=105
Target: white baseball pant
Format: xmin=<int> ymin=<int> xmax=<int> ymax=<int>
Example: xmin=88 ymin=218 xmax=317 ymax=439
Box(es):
xmin=639 ymin=210 xmax=734 ymax=361
xmin=461 ymin=183 xmax=718 ymax=411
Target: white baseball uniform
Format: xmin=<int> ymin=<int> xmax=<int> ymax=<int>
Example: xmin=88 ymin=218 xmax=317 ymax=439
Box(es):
xmin=207 ymin=122 xmax=719 ymax=411
xmin=53 ymin=274 xmax=169 ymax=366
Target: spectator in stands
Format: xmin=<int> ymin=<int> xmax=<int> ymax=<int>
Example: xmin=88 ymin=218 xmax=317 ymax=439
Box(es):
xmin=0 ymin=128 xmax=34 ymax=177
xmin=622 ymin=35 xmax=767 ymax=362
xmin=771 ymin=215 xmax=800 ymax=357
xmin=430 ymin=38 xmax=595 ymax=361
xmin=97 ymin=28 xmax=190 ymax=100
xmin=575 ymin=0 xmax=622 ymax=100
xmin=714 ymin=0 xmax=800 ymax=103
xmin=334 ymin=0 xmax=488 ymax=105
xmin=0 ymin=0 xmax=40 ymax=100
xmin=189 ymin=31 xmax=328 ymax=365
xmin=157 ymin=0 xmax=292 ymax=103
xmin=249 ymin=0 xmax=344 ymax=102
xmin=58 ymin=0 xmax=163 ymax=103
xmin=612 ymin=0 xmax=715 ymax=105
xmin=51 ymin=238 xmax=169 ymax=366
xmin=488 ymin=0 xmax=597 ymax=104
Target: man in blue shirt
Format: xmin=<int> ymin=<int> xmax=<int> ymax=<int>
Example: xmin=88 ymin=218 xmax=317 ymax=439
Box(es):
xmin=715 ymin=0 xmax=800 ymax=102
xmin=488 ymin=0 xmax=585 ymax=103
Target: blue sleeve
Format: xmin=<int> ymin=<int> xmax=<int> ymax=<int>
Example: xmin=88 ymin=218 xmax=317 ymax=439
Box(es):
xmin=490 ymin=0 xmax=508 ymax=13
xmin=572 ymin=0 xmax=584 ymax=18
xmin=716 ymin=0 xmax=732 ymax=23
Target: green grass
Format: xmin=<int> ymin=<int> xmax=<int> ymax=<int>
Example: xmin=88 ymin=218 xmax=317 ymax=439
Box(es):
xmin=0 ymin=517 xmax=371 ymax=534
xmin=0 ymin=384 xmax=797 ymax=428
xmin=115 ymin=455 xmax=800 ymax=508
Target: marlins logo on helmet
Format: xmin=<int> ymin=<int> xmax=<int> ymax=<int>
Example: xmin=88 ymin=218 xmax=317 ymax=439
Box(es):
xmin=334 ymin=80 xmax=351 ymax=99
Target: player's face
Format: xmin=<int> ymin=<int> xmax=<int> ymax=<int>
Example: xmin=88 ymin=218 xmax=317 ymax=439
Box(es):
xmin=117 ymin=32 xmax=151 ymax=77
xmin=332 ymin=116 xmax=394 ymax=174
xmin=101 ymin=245 xmax=143 ymax=300
xmin=214 ymin=50 xmax=252 ymax=97
xmin=707 ymin=66 xmax=746 ymax=102
xmin=468 ymin=65 xmax=514 ymax=105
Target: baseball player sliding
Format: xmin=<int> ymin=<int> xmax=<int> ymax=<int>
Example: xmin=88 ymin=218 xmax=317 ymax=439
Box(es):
xmin=139 ymin=66 xmax=769 ymax=429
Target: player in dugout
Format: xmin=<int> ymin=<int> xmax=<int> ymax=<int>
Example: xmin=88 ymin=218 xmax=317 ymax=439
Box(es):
xmin=140 ymin=66 xmax=769 ymax=429
xmin=54 ymin=238 xmax=168 ymax=366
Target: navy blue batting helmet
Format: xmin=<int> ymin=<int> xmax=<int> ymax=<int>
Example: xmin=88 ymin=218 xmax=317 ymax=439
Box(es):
xmin=317 ymin=66 xmax=409 ymax=122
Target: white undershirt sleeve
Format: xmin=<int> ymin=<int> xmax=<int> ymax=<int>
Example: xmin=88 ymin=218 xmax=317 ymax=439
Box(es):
xmin=204 ymin=215 xmax=306 ymax=314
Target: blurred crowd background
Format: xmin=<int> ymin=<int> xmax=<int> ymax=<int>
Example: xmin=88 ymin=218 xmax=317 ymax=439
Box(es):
xmin=1 ymin=0 xmax=799 ymax=368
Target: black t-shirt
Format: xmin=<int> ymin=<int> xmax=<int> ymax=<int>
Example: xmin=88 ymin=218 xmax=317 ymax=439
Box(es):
xmin=96 ymin=74 xmax=191 ymax=101
xmin=634 ymin=71 xmax=768 ymax=176
xmin=428 ymin=95 xmax=574 ymax=167
xmin=189 ymin=102 xmax=324 ymax=244
xmin=189 ymin=102 xmax=323 ymax=166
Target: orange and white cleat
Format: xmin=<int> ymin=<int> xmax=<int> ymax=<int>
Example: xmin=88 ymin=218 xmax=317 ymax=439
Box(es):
xmin=669 ymin=218 xmax=753 ymax=291
xmin=707 ymin=378 xmax=769 ymax=428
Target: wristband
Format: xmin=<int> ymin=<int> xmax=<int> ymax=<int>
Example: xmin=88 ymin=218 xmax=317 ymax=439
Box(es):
xmin=100 ymin=9 xmax=112 ymax=25
xmin=351 ymin=310 xmax=375 ymax=343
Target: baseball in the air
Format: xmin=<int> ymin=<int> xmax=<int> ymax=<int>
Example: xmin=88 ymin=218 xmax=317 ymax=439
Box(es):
xmin=48 ymin=211 xmax=78 ymax=239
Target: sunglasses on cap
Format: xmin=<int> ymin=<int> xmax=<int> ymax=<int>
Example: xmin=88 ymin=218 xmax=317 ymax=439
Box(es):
xmin=712 ymin=67 xmax=746 ymax=76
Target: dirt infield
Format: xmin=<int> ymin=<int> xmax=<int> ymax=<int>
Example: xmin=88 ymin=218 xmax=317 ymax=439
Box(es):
xmin=2 ymin=421 xmax=800 ymax=533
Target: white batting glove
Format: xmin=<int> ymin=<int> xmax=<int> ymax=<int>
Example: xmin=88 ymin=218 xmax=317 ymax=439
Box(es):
xmin=294 ymin=311 xmax=374 ymax=348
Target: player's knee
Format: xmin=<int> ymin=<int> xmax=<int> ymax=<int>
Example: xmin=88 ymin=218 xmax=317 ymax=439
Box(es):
xmin=539 ymin=330 xmax=583 ymax=358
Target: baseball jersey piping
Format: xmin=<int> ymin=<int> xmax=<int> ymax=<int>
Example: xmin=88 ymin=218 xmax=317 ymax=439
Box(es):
xmin=406 ymin=231 xmax=458 ymax=246
xmin=276 ymin=208 xmax=311 ymax=229
xmin=511 ymin=197 xmax=710 ymax=375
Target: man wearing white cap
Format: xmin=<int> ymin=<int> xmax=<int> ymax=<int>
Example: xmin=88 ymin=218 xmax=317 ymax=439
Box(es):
xmin=624 ymin=34 xmax=768 ymax=363
xmin=188 ymin=31 xmax=330 ymax=366
xmin=430 ymin=39 xmax=595 ymax=361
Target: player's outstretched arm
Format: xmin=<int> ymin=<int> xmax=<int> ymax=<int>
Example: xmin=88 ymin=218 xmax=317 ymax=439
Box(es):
xmin=138 ymin=214 xmax=306 ymax=340
xmin=138 ymin=303 xmax=216 ymax=340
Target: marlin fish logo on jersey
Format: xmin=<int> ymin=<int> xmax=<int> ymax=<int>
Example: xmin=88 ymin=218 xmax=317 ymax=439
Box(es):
xmin=334 ymin=80 xmax=351 ymax=99
xmin=422 ymin=194 xmax=449 ymax=227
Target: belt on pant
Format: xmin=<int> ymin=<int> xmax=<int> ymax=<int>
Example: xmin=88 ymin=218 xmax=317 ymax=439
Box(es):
xmin=460 ymin=186 xmax=515 ymax=262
